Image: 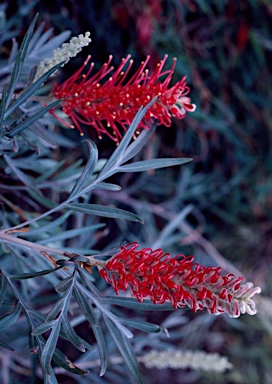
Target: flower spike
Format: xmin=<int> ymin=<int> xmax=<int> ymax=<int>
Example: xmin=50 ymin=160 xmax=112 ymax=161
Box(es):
xmin=52 ymin=55 xmax=196 ymax=141
xmin=100 ymin=242 xmax=261 ymax=318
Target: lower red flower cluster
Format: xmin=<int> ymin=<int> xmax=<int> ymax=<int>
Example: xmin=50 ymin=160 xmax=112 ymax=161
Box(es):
xmin=100 ymin=242 xmax=261 ymax=318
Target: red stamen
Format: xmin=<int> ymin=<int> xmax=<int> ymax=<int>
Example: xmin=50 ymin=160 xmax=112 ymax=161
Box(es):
xmin=52 ymin=55 xmax=196 ymax=141
xmin=99 ymin=242 xmax=261 ymax=318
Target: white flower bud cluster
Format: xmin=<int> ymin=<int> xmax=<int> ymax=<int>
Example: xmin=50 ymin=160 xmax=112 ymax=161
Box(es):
xmin=34 ymin=32 xmax=91 ymax=82
xmin=139 ymin=349 xmax=233 ymax=372
xmin=234 ymin=282 xmax=262 ymax=316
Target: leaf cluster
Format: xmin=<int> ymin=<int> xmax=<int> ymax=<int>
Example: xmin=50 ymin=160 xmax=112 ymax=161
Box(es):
xmin=0 ymin=13 xmax=193 ymax=383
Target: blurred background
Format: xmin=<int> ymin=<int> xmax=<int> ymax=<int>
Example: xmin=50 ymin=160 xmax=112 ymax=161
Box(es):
xmin=2 ymin=1 xmax=272 ymax=383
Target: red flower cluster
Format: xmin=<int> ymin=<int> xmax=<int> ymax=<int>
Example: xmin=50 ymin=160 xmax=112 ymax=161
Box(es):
xmin=52 ymin=55 xmax=196 ymax=141
xmin=100 ymin=242 xmax=261 ymax=318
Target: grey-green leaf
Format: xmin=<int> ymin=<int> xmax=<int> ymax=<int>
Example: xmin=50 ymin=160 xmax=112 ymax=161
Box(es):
xmin=74 ymin=285 xmax=107 ymax=376
xmin=52 ymin=347 xmax=88 ymax=375
xmin=95 ymin=182 xmax=121 ymax=191
xmin=6 ymin=14 xmax=38 ymax=106
xmin=73 ymin=285 xmax=96 ymax=325
xmin=99 ymin=98 xmax=156 ymax=177
xmin=121 ymin=124 xmax=157 ymax=164
xmin=69 ymin=140 xmax=98 ymax=199
xmin=4 ymin=61 xmax=64 ymax=120
xmin=37 ymin=223 xmax=104 ymax=244
xmin=118 ymin=158 xmax=193 ymax=173
xmin=0 ymin=272 xmax=8 ymax=308
xmin=41 ymin=320 xmax=61 ymax=375
xmin=44 ymin=367 xmax=59 ymax=384
xmin=61 ymin=315 xmax=85 ymax=352
xmin=120 ymin=319 xmax=162 ymax=333
xmin=7 ymin=100 xmax=61 ymax=137
xmin=22 ymin=211 xmax=71 ymax=237
xmin=67 ymin=203 xmax=144 ymax=223
xmin=0 ymin=302 xmax=21 ymax=330
xmin=104 ymin=316 xmax=143 ymax=384
xmin=0 ymin=86 xmax=7 ymax=126
xmin=46 ymin=289 xmax=72 ymax=322
xmin=55 ymin=276 xmax=74 ymax=293
xmin=103 ymin=296 xmax=175 ymax=311
xmin=32 ymin=320 xmax=58 ymax=336
xmin=10 ymin=267 xmax=61 ymax=280
xmin=28 ymin=122 xmax=58 ymax=148
xmin=77 ymin=269 xmax=103 ymax=298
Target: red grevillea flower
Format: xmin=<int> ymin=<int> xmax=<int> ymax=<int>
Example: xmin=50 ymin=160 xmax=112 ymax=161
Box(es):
xmin=52 ymin=55 xmax=196 ymax=141
xmin=99 ymin=242 xmax=261 ymax=318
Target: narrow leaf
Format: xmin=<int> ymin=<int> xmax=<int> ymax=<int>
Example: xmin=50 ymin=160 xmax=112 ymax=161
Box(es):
xmin=41 ymin=320 xmax=61 ymax=375
xmin=55 ymin=276 xmax=74 ymax=293
xmin=0 ymin=272 xmax=8 ymax=308
xmin=103 ymin=296 xmax=175 ymax=311
xmin=7 ymin=100 xmax=61 ymax=137
xmin=95 ymin=182 xmax=121 ymax=191
xmin=118 ymin=158 xmax=192 ymax=173
xmin=120 ymin=319 xmax=162 ymax=333
xmin=32 ymin=320 xmax=58 ymax=336
xmin=10 ymin=267 xmax=62 ymax=280
xmin=22 ymin=211 xmax=71 ymax=237
xmin=121 ymin=124 xmax=157 ymax=164
xmin=73 ymin=285 xmax=96 ymax=325
xmin=36 ymin=30 xmax=71 ymax=56
xmin=44 ymin=367 xmax=59 ymax=384
xmin=26 ymin=189 xmax=55 ymax=209
xmin=4 ymin=154 xmax=35 ymax=188
xmin=46 ymin=289 xmax=72 ymax=322
xmin=6 ymin=14 xmax=39 ymax=106
xmin=0 ymin=86 xmax=7 ymax=126
xmin=4 ymin=62 xmax=64 ymax=120
xmin=67 ymin=203 xmax=144 ymax=223
xmin=28 ymin=122 xmax=58 ymax=148
xmin=61 ymin=315 xmax=85 ymax=352
xmin=99 ymin=98 xmax=156 ymax=177
xmin=69 ymin=140 xmax=98 ymax=199
xmin=52 ymin=347 xmax=88 ymax=375
xmin=77 ymin=278 xmax=133 ymax=339
xmin=104 ymin=316 xmax=142 ymax=384
xmin=74 ymin=285 xmax=107 ymax=376
xmin=27 ymin=21 xmax=46 ymax=51
xmin=0 ymin=302 xmax=21 ymax=330
xmin=152 ymin=205 xmax=193 ymax=249
xmin=76 ymin=268 xmax=102 ymax=298
xmin=37 ymin=223 xmax=103 ymax=244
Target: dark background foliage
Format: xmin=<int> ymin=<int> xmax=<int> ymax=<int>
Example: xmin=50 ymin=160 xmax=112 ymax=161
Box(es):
xmin=1 ymin=0 xmax=272 ymax=383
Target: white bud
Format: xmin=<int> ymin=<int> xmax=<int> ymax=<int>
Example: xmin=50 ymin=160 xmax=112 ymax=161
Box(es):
xmin=34 ymin=31 xmax=92 ymax=82
xmin=139 ymin=349 xmax=233 ymax=372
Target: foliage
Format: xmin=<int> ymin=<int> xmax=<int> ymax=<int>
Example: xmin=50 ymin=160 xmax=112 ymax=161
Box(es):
xmin=0 ymin=1 xmax=271 ymax=384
